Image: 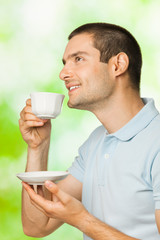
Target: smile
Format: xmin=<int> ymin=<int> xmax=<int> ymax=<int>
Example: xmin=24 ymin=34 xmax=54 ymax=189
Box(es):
xmin=69 ymin=86 xmax=80 ymax=91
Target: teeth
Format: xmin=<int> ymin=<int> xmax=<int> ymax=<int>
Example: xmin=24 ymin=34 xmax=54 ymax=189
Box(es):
xmin=70 ymin=86 xmax=80 ymax=91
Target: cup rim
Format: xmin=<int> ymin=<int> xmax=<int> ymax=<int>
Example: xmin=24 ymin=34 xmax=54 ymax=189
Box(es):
xmin=30 ymin=92 xmax=65 ymax=97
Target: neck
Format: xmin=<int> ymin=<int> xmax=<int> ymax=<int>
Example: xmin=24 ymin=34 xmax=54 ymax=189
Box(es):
xmin=91 ymin=88 xmax=144 ymax=134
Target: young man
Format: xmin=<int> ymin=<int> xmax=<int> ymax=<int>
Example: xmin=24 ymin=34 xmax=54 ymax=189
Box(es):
xmin=19 ymin=23 xmax=160 ymax=240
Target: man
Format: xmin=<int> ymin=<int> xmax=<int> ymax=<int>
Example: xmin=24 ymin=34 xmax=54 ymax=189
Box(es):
xmin=19 ymin=23 xmax=160 ymax=240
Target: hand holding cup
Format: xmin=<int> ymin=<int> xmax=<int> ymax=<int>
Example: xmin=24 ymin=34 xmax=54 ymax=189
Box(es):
xmin=19 ymin=92 xmax=64 ymax=148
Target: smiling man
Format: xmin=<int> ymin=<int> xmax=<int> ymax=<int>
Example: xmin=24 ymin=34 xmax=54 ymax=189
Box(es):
xmin=19 ymin=23 xmax=160 ymax=240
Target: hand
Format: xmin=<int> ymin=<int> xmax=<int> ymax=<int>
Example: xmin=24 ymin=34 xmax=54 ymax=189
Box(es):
xmin=22 ymin=181 xmax=88 ymax=227
xmin=19 ymin=99 xmax=51 ymax=148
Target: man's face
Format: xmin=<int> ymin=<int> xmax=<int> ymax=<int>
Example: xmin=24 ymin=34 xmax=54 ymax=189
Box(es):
xmin=59 ymin=33 xmax=115 ymax=111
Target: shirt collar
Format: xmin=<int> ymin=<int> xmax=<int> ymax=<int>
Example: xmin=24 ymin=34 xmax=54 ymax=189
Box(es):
xmin=105 ymin=98 xmax=159 ymax=141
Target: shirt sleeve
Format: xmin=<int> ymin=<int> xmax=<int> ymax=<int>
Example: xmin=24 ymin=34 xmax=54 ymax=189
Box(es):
xmin=68 ymin=138 xmax=89 ymax=183
xmin=152 ymin=152 xmax=160 ymax=209
xmin=68 ymin=125 xmax=104 ymax=183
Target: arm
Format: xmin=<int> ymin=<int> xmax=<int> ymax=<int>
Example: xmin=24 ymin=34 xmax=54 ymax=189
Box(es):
xmin=19 ymin=99 xmax=83 ymax=237
xmin=23 ymin=180 xmax=139 ymax=240
xmin=77 ymin=212 xmax=139 ymax=240
xmin=19 ymin=99 xmax=52 ymax=237
xmin=151 ymin=152 xmax=160 ymax=234
xmin=22 ymin=145 xmax=63 ymax=237
xmin=155 ymin=210 xmax=160 ymax=233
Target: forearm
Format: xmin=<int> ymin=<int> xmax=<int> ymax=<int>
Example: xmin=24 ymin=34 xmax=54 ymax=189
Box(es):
xmin=22 ymin=139 xmax=54 ymax=236
xmin=76 ymin=212 xmax=139 ymax=240
xmin=22 ymin=186 xmax=48 ymax=237
xmin=26 ymin=138 xmax=50 ymax=171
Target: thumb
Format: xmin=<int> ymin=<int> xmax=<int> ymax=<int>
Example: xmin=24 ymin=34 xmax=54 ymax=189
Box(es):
xmin=44 ymin=181 xmax=69 ymax=205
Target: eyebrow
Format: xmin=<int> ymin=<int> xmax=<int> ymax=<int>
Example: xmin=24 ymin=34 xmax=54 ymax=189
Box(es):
xmin=62 ymin=51 xmax=89 ymax=65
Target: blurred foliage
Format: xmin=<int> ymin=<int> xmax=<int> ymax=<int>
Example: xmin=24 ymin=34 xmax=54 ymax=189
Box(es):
xmin=0 ymin=99 xmax=26 ymax=158
xmin=0 ymin=0 xmax=160 ymax=240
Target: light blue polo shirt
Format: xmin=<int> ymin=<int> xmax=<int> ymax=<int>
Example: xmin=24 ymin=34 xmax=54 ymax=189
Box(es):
xmin=68 ymin=98 xmax=160 ymax=240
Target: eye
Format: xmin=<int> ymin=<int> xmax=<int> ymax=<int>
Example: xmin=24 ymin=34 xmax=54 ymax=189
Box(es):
xmin=75 ymin=56 xmax=83 ymax=62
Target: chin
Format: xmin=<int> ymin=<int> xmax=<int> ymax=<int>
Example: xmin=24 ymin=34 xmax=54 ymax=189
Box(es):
xmin=67 ymin=101 xmax=80 ymax=109
xmin=67 ymin=101 xmax=90 ymax=111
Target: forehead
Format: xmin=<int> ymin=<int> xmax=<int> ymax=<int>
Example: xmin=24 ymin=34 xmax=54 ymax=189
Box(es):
xmin=63 ymin=33 xmax=100 ymax=59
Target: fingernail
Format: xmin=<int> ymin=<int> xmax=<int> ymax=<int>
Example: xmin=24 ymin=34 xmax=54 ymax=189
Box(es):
xmin=45 ymin=181 xmax=53 ymax=188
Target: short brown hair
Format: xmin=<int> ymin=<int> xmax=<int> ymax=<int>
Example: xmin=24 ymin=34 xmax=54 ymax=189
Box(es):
xmin=68 ymin=23 xmax=142 ymax=91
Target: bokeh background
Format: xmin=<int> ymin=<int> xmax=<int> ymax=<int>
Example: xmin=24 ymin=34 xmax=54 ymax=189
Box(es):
xmin=0 ymin=0 xmax=160 ymax=239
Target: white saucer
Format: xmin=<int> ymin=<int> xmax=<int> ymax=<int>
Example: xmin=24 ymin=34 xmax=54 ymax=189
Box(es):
xmin=16 ymin=171 xmax=69 ymax=185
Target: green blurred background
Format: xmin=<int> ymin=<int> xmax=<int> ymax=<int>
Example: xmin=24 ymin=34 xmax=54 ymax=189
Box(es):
xmin=0 ymin=0 xmax=160 ymax=239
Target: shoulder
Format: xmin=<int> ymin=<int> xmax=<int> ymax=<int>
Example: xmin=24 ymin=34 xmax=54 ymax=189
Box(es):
xmin=147 ymin=113 xmax=160 ymax=141
xmin=152 ymin=113 xmax=160 ymax=126
xmin=141 ymin=113 xmax=160 ymax=153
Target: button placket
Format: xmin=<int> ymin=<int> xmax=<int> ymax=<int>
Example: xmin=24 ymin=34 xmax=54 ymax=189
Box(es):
xmin=96 ymin=136 xmax=118 ymax=187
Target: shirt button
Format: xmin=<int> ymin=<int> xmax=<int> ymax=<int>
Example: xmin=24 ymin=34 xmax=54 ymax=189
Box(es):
xmin=105 ymin=153 xmax=110 ymax=159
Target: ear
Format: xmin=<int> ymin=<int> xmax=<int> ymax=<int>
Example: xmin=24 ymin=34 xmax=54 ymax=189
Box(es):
xmin=112 ymin=52 xmax=129 ymax=77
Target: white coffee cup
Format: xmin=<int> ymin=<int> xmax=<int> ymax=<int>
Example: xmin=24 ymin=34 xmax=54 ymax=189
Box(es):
xmin=30 ymin=92 xmax=65 ymax=119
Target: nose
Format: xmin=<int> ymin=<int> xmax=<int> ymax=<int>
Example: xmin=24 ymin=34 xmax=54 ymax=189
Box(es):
xmin=59 ymin=65 xmax=74 ymax=81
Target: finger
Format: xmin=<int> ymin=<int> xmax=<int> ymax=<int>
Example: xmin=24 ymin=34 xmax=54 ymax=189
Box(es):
xmin=20 ymin=108 xmax=26 ymax=121
xmin=23 ymin=106 xmax=38 ymax=118
xmin=30 ymin=199 xmax=45 ymax=212
xmin=20 ymin=105 xmax=36 ymax=119
xmin=22 ymin=182 xmax=51 ymax=216
xmin=23 ymin=113 xmax=45 ymax=122
xmin=19 ymin=118 xmax=24 ymax=127
xmin=20 ymin=106 xmax=33 ymax=121
xmin=30 ymin=198 xmax=49 ymax=216
xmin=52 ymin=194 xmax=59 ymax=203
xmin=22 ymin=182 xmax=53 ymax=211
xmin=20 ymin=104 xmax=49 ymax=123
xmin=19 ymin=119 xmax=44 ymax=128
xmin=23 ymin=107 xmax=48 ymax=123
xmin=22 ymin=182 xmax=34 ymax=190
xmin=20 ymin=112 xmax=46 ymax=125
xmin=44 ymin=181 xmax=70 ymax=205
xmin=26 ymin=98 xmax=31 ymax=106
xmin=31 ymin=196 xmax=51 ymax=217
xmin=24 ymin=105 xmax=32 ymax=114
xmin=19 ymin=118 xmax=44 ymax=128
xmin=25 ymin=99 xmax=47 ymax=122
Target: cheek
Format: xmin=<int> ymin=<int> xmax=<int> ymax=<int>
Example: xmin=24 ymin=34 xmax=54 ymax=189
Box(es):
xmin=76 ymin=66 xmax=94 ymax=81
xmin=76 ymin=64 xmax=105 ymax=86
xmin=91 ymin=64 xmax=108 ymax=82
